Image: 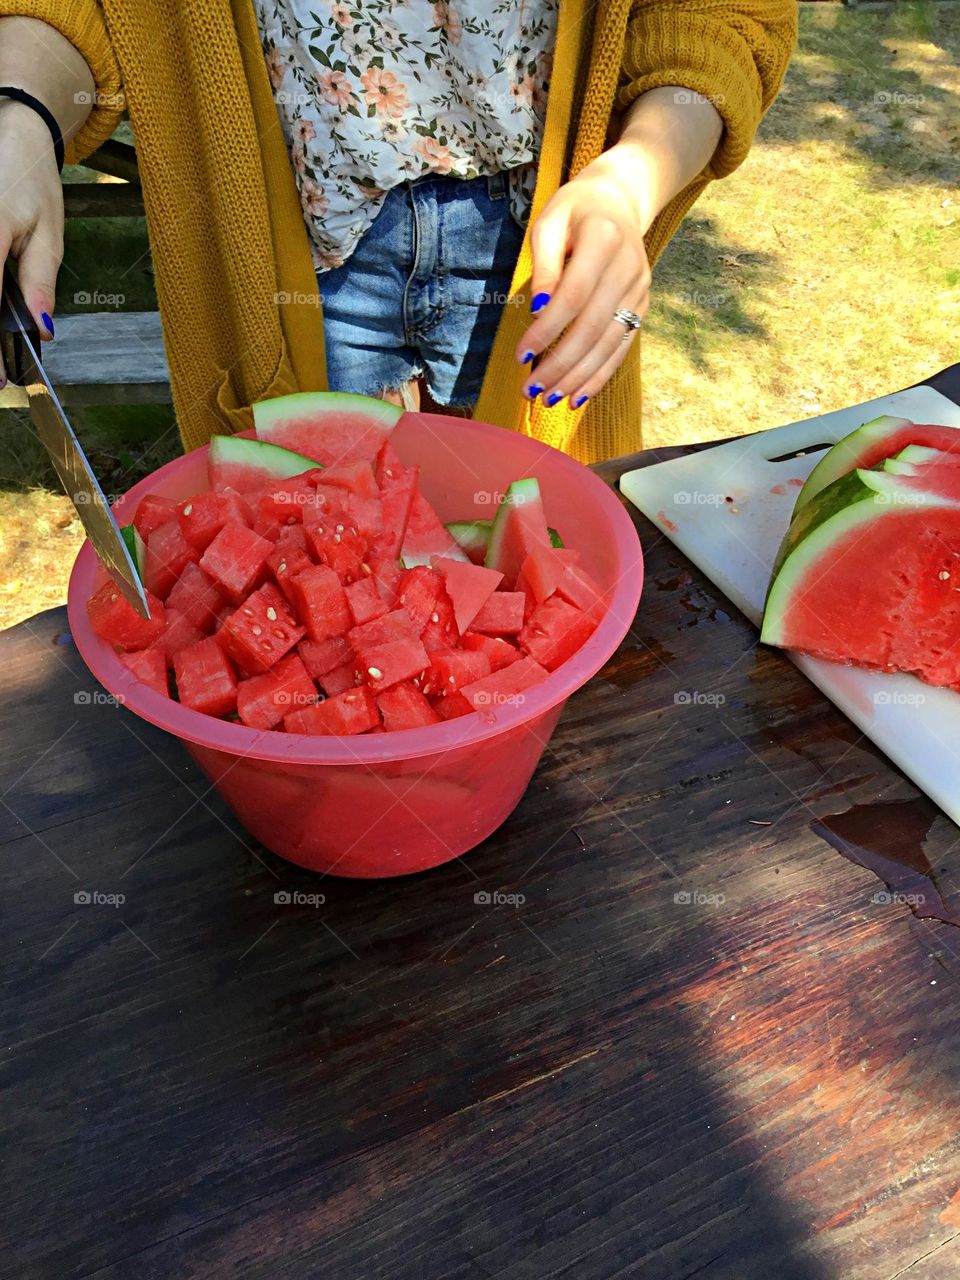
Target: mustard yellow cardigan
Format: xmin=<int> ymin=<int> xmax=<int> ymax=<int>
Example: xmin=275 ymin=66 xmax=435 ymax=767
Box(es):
xmin=2 ymin=0 xmax=795 ymax=462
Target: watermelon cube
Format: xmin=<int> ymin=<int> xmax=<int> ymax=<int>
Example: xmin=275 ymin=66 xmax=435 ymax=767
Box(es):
xmin=519 ymin=544 xmax=568 ymax=604
xmin=173 ymin=636 xmax=238 ymax=716
xmin=255 ymin=474 xmax=315 ymax=525
xmin=356 ymin=636 xmax=430 ymax=693
xmin=319 ymin=661 xmax=359 ymax=697
xmin=199 ymin=522 xmax=274 ymax=603
xmin=144 ymin=519 xmax=200 ymax=599
xmin=420 ymin=588 xmax=459 ymax=653
xmin=459 ymin=655 xmax=549 ymax=710
xmin=377 ymin=681 xmax=440 ymax=730
xmin=133 ymin=494 xmax=178 ymax=541
xmin=267 ymin=543 xmax=315 ymax=602
xmin=345 ymin=576 xmax=389 ymax=627
xmin=374 ymin=440 xmax=406 ymax=487
xmin=396 ymin=566 xmax=443 ymax=632
xmin=306 ymin=515 xmax=367 ymax=585
xmin=348 ymin=607 xmax=418 ymax=651
xmin=298 ymin=634 xmax=354 ymax=680
xmin=468 ymin=592 xmax=526 ymax=636
xmin=276 ymin=522 xmax=310 ymax=552
xmin=218 ymin=582 xmax=305 ymax=675
xmin=372 ymin=459 xmax=419 ymax=561
xmin=288 ymin=564 xmax=352 ymax=642
xmin=401 ymin=492 xmax=468 ymax=567
xmin=433 ymin=557 xmax=503 ymax=634
xmin=165 ymin=562 xmax=224 ymax=631
xmin=236 ymin=652 xmax=317 ymax=730
xmin=519 ymin=597 xmax=598 ymax=671
xmin=86 ymin=580 xmax=166 ymax=651
xmin=368 ymin=554 xmax=401 ymax=608
xmin=118 ymin=647 xmax=169 ymax=696
xmin=420 ymin=648 xmax=491 ymax=697
xmin=434 ymin=690 xmax=473 ymax=720
xmin=554 ymin=563 xmax=606 ymax=618
xmin=284 ymin=685 xmax=380 ymax=735
xmin=157 ymin=608 xmax=205 ymax=663
xmin=314 ymin=460 xmax=380 ymax=498
xmin=177 ymin=490 xmax=248 ymax=552
xmin=460 ymin=632 xmax=521 ymax=672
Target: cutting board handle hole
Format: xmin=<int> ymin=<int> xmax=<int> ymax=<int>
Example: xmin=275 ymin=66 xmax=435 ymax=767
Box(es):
xmin=766 ymin=442 xmax=834 ymax=463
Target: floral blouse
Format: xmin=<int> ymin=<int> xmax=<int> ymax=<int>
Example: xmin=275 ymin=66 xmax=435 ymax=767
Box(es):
xmin=254 ymin=1 xmax=558 ymax=271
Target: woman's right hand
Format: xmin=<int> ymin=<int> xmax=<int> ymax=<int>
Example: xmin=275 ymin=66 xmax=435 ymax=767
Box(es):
xmin=0 ymin=98 xmax=65 ymax=386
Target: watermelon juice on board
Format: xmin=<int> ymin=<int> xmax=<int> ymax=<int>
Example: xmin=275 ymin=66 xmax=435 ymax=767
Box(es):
xmin=69 ymin=395 xmax=643 ymax=877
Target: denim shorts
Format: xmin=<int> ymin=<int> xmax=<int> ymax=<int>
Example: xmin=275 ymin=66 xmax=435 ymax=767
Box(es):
xmin=318 ymin=171 xmax=525 ymax=408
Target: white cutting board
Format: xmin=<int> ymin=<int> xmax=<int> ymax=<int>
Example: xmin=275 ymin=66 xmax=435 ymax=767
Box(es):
xmin=620 ymin=386 xmax=960 ymax=827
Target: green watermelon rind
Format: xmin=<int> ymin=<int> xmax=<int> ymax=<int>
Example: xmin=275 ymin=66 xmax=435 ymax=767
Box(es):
xmin=793 ymin=414 xmax=913 ymax=514
xmin=120 ymin=523 xmax=146 ymax=583
xmin=447 ymin=518 xmax=564 ymax=559
xmin=253 ymin=391 xmax=402 ymax=435
xmin=763 ymin=468 xmax=960 ymax=646
xmin=208 ymin=434 xmax=319 ymax=489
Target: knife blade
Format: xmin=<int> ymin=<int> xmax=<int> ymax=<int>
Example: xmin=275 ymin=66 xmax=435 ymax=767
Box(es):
xmin=0 ymin=263 xmax=150 ymax=617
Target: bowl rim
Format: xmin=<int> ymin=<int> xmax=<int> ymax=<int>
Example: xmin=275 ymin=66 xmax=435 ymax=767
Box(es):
xmin=67 ymin=418 xmax=643 ymax=765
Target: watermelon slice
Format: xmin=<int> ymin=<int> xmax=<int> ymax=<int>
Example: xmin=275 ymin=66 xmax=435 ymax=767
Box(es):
xmin=253 ymin=391 xmax=401 ymax=466
xmin=448 ymin=518 xmax=564 ymax=563
xmin=763 ymin=466 xmax=960 ymax=687
xmin=120 ymin=524 xmax=146 ymax=582
xmin=432 ymin=557 xmax=503 ymax=634
xmin=208 ymin=435 xmax=319 ymax=493
xmin=484 ymin=478 xmax=552 ymax=586
xmin=793 ymin=417 xmax=960 ymax=513
xmin=401 ymin=493 xmax=469 ymax=568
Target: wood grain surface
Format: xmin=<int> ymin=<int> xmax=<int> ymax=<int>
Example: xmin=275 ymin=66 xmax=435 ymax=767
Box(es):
xmin=3 ymin=366 xmax=960 ymax=1280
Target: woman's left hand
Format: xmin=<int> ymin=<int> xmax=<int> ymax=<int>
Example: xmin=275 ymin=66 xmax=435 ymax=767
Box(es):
xmin=516 ymin=148 xmax=653 ymax=409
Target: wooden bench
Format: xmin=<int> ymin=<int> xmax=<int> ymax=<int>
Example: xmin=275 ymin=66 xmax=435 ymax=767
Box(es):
xmin=0 ymin=136 xmax=169 ymax=411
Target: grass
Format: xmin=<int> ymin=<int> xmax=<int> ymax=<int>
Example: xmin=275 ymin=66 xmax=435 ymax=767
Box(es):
xmin=2 ymin=3 xmax=960 ymax=627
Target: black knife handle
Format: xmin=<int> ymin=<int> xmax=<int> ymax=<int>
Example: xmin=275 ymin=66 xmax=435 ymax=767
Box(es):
xmin=0 ymin=260 xmax=42 ymax=384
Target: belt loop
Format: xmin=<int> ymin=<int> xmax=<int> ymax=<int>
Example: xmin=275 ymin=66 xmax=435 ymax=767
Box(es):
xmin=487 ymin=170 xmax=506 ymax=199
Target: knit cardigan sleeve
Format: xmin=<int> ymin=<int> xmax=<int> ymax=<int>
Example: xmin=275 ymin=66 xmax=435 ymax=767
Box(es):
xmin=617 ymin=0 xmax=797 ymax=264
xmin=0 ymin=1 xmax=124 ymax=163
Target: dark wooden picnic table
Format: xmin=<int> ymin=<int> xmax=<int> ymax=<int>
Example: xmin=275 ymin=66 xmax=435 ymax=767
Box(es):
xmin=3 ymin=365 xmax=960 ymax=1280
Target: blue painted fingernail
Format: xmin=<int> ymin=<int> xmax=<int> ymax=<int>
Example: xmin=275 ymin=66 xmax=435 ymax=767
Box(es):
xmin=545 ymin=392 xmax=564 ymax=407
xmin=520 ymin=350 xmax=535 ymax=365
xmin=526 ymin=383 xmax=544 ymax=400
xmin=573 ymin=395 xmax=589 ymax=409
xmin=40 ymin=312 xmax=55 ymax=338
xmin=530 ymin=292 xmax=550 ymax=314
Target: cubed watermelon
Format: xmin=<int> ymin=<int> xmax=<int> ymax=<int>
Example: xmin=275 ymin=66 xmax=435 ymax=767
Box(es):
xmin=460 ymin=632 xmax=521 ymax=672
xmin=519 ymin=597 xmax=597 ymax=671
xmin=157 ymin=608 xmax=205 ymax=663
xmin=372 ymin=453 xmax=419 ymax=561
xmin=118 ymin=647 xmax=169 ymax=696
xmin=345 ymin=576 xmax=389 ymax=627
xmin=554 ymin=563 xmax=606 ymax=618
xmin=459 ymin=655 xmax=549 ymax=710
xmin=401 ymin=492 xmax=468 ymax=567
xmin=434 ymin=690 xmax=473 ymax=720
xmin=348 ymin=607 xmax=418 ymax=651
xmin=199 ymin=522 xmax=274 ymax=603
xmin=288 ymin=564 xmax=351 ymax=642
xmin=284 ymin=685 xmax=379 ymax=735
xmin=298 ymin=634 xmax=354 ymax=679
xmin=236 ymin=652 xmax=317 ymax=730
xmin=133 ymin=494 xmax=178 ymax=541
xmin=173 ymin=636 xmax=238 ymax=716
xmin=420 ymin=588 xmax=459 ymax=653
xmin=165 ymin=562 xmax=224 ymax=631
xmin=218 ymin=582 xmax=305 ymax=675
xmin=144 ymin=519 xmax=200 ymax=599
xmin=420 ymin=648 xmax=491 ymax=696
xmin=177 ymin=490 xmax=248 ymax=552
xmin=377 ymin=681 xmax=440 ymax=730
xmin=313 ymin=460 xmax=380 ymax=498
xmin=519 ymin=544 xmax=568 ymax=604
xmin=266 ymin=543 xmax=315 ymax=602
xmin=468 ymin=592 xmax=526 ymax=636
xmin=355 ymin=636 xmax=430 ymax=692
xmin=396 ymin=566 xmax=443 ymax=632
xmin=433 ymin=557 xmax=503 ymax=634
xmin=86 ymin=580 xmax=166 ymax=651
xmin=319 ymin=661 xmax=359 ymax=697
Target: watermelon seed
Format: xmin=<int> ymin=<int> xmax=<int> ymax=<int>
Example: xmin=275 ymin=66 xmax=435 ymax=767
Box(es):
xmin=266 ymin=606 xmax=278 ymax=621
xmin=252 ymin=625 xmax=262 ymax=636
xmin=361 ymin=563 xmax=371 ymax=575
xmin=273 ymin=628 xmax=286 ymax=639
xmin=183 ymin=503 xmax=193 ymax=516
xmin=939 ymin=571 xmax=951 ymax=581
xmin=334 ymin=534 xmax=342 ymax=543
xmin=335 ymin=523 xmax=344 ymax=532
xmin=430 ymin=612 xmax=439 ymax=623
xmin=243 ymin=608 xmax=254 ymax=617
xmin=385 ymin=468 xmax=394 ymax=478
xmin=277 ymin=562 xmax=287 ymax=574
xmin=367 ymin=666 xmax=383 ymax=680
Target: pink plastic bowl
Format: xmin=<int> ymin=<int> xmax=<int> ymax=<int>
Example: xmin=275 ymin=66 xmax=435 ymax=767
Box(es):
xmin=67 ymin=413 xmax=643 ymax=877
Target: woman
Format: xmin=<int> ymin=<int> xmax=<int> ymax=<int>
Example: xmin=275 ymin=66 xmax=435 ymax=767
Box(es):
xmin=0 ymin=2 xmax=795 ymax=463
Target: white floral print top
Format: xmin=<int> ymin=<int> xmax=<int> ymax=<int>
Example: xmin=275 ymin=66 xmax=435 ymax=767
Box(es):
xmin=254 ymin=1 xmax=558 ymax=271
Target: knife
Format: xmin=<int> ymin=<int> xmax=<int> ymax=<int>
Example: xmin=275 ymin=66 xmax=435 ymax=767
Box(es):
xmin=0 ymin=262 xmax=150 ymax=616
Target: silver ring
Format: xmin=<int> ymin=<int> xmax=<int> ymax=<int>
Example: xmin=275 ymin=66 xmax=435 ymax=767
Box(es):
xmin=613 ymin=307 xmax=642 ymax=336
